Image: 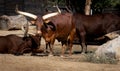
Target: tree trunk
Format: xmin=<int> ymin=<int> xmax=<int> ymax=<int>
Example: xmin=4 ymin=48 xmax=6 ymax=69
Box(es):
xmin=85 ymin=0 xmax=91 ymax=15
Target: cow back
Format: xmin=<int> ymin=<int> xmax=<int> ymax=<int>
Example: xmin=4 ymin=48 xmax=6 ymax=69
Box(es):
xmin=0 ymin=35 xmax=23 ymax=54
xmin=72 ymin=13 xmax=120 ymax=38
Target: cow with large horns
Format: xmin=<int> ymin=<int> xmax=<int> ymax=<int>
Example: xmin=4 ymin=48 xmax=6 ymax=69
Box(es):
xmin=16 ymin=6 xmax=75 ymax=57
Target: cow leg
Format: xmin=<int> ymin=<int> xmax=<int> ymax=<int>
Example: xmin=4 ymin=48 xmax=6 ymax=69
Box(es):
xmin=45 ymin=43 xmax=49 ymax=53
xmin=78 ymin=32 xmax=87 ymax=54
xmin=67 ymin=28 xmax=76 ymax=55
xmin=60 ymin=42 xmax=67 ymax=57
xmin=48 ymin=35 xmax=56 ymax=56
xmin=68 ymin=43 xmax=73 ymax=56
xmin=66 ymin=37 xmax=73 ymax=56
xmin=31 ymin=48 xmax=37 ymax=56
xmin=10 ymin=43 xmax=22 ymax=55
xmin=48 ymin=42 xmax=54 ymax=56
xmin=77 ymin=32 xmax=87 ymax=53
xmin=10 ymin=47 xmax=19 ymax=55
xmin=14 ymin=46 xmax=26 ymax=56
xmin=81 ymin=42 xmax=87 ymax=54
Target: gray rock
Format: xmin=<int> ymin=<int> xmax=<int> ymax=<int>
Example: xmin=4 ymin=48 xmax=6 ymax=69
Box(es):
xmin=0 ymin=15 xmax=31 ymax=30
xmin=95 ymin=36 xmax=120 ymax=60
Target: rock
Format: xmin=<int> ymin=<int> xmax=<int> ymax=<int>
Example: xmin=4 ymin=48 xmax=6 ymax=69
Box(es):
xmin=95 ymin=36 xmax=120 ymax=60
xmin=0 ymin=15 xmax=31 ymax=30
xmin=105 ymin=30 xmax=120 ymax=39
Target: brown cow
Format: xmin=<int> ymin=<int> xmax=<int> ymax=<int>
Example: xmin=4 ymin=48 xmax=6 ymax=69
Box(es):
xmin=36 ymin=13 xmax=75 ymax=56
xmin=16 ymin=9 xmax=75 ymax=57
xmin=72 ymin=13 xmax=120 ymax=53
xmin=0 ymin=34 xmax=41 ymax=55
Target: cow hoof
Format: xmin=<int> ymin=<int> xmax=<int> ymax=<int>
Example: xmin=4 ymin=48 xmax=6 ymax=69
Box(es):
xmin=81 ymin=52 xmax=86 ymax=55
xmin=14 ymin=53 xmax=23 ymax=56
xmin=60 ymin=55 xmax=64 ymax=58
xmin=48 ymin=54 xmax=53 ymax=57
xmin=14 ymin=54 xmax=20 ymax=56
xmin=31 ymin=53 xmax=37 ymax=56
xmin=46 ymin=51 xmax=50 ymax=53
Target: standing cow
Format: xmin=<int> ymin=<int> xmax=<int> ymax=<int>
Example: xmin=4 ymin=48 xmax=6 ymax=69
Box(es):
xmin=16 ymin=8 xmax=75 ymax=57
xmin=36 ymin=13 xmax=75 ymax=56
xmin=0 ymin=34 xmax=41 ymax=55
xmin=72 ymin=13 xmax=120 ymax=53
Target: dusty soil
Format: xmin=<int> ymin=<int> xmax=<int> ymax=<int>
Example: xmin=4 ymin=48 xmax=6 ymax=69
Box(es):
xmin=0 ymin=29 xmax=120 ymax=71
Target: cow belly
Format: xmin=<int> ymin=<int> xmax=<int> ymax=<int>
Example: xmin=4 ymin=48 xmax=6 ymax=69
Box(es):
xmin=0 ymin=42 xmax=9 ymax=53
xmin=56 ymin=30 xmax=70 ymax=36
xmin=0 ymin=38 xmax=13 ymax=53
xmin=57 ymin=37 xmax=67 ymax=41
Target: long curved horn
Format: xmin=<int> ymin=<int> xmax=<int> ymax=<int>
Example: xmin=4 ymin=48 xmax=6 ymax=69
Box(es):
xmin=16 ymin=5 xmax=60 ymax=20
xmin=16 ymin=6 xmax=37 ymax=19
xmin=56 ymin=5 xmax=61 ymax=13
xmin=17 ymin=11 xmax=37 ymax=19
xmin=42 ymin=5 xmax=61 ymax=20
xmin=16 ymin=8 xmax=59 ymax=20
xmin=21 ymin=21 xmax=35 ymax=36
xmin=21 ymin=21 xmax=29 ymax=37
xmin=21 ymin=25 xmax=35 ymax=36
xmin=42 ymin=12 xmax=60 ymax=20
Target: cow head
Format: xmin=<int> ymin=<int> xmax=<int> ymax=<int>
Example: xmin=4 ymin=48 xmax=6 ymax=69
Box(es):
xmin=16 ymin=6 xmax=61 ymax=37
xmin=23 ymin=34 xmax=41 ymax=48
xmin=15 ymin=34 xmax=41 ymax=55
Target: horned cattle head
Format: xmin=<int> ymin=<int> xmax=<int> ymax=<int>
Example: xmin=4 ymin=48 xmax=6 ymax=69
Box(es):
xmin=16 ymin=6 xmax=61 ymax=36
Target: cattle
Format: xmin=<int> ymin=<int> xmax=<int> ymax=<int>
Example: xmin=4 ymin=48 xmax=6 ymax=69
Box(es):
xmin=36 ymin=13 xmax=75 ymax=56
xmin=0 ymin=34 xmax=41 ymax=55
xmin=16 ymin=7 xmax=120 ymax=55
xmin=72 ymin=13 xmax=120 ymax=53
xmin=16 ymin=8 xmax=75 ymax=57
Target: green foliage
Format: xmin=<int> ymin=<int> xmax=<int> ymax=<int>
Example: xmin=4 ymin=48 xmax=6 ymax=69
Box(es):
xmin=47 ymin=0 xmax=65 ymax=6
xmin=109 ymin=0 xmax=120 ymax=7
xmin=92 ymin=0 xmax=120 ymax=8
xmin=92 ymin=0 xmax=120 ymax=13
xmin=44 ymin=0 xmax=120 ymax=13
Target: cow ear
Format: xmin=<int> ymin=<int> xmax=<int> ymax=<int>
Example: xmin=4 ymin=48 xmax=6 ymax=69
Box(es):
xmin=43 ymin=22 xmax=48 ymax=28
xmin=46 ymin=21 xmax=56 ymax=31
xmin=22 ymin=36 xmax=27 ymax=40
xmin=22 ymin=34 xmax=31 ymax=41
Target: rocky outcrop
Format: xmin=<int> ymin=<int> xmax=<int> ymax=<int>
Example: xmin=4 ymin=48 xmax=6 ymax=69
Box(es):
xmin=95 ymin=36 xmax=120 ymax=60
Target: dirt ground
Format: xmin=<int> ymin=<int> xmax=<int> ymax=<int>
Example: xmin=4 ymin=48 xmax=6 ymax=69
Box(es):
xmin=0 ymin=29 xmax=120 ymax=71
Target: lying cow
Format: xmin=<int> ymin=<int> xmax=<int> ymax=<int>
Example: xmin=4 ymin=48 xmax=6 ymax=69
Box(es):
xmin=72 ymin=13 xmax=120 ymax=53
xmin=0 ymin=34 xmax=41 ymax=55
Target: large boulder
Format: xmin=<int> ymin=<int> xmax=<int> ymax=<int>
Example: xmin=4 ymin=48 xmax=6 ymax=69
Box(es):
xmin=95 ymin=36 xmax=120 ymax=60
xmin=0 ymin=15 xmax=31 ymax=30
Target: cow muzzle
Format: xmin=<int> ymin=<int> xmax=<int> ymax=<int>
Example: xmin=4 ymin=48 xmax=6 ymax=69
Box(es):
xmin=37 ymin=30 xmax=42 ymax=36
